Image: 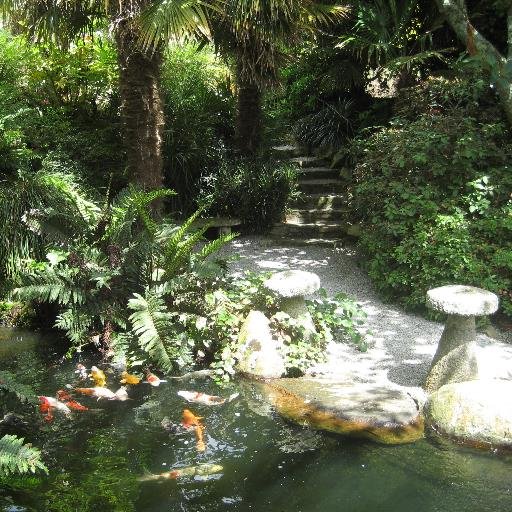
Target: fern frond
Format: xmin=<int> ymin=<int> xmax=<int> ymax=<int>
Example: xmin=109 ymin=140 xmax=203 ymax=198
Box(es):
xmin=54 ymin=308 xmax=95 ymax=346
xmin=128 ymin=291 xmax=176 ymax=372
xmin=0 ymin=435 xmax=47 ymax=476
xmin=0 ymin=371 xmax=37 ymax=404
xmin=194 ymin=232 xmax=236 ymax=262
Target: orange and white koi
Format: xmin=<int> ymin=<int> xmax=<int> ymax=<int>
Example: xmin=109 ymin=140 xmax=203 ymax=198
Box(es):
xmin=89 ymin=366 xmax=107 ymax=387
xmin=137 ymin=463 xmax=223 ymax=482
xmin=38 ymin=396 xmax=71 ymax=422
xmin=56 ymin=389 xmax=89 ymax=411
xmin=177 ymin=390 xmax=239 ymax=406
xmin=145 ymin=372 xmax=167 ymax=387
xmin=120 ymin=371 xmax=141 ymax=385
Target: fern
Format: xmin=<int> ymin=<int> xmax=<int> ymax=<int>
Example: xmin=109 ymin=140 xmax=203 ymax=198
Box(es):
xmin=194 ymin=232 xmax=236 ymax=262
xmin=0 ymin=371 xmax=37 ymax=404
xmin=128 ymin=291 xmax=177 ymax=372
xmin=0 ymin=435 xmax=47 ymax=476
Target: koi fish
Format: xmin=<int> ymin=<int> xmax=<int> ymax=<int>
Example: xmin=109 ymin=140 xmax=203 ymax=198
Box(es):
xmin=120 ymin=371 xmax=141 ymax=385
xmin=75 ymin=363 xmax=89 ymax=380
xmin=181 ymin=409 xmax=203 ymax=428
xmin=38 ymin=396 xmax=71 ymax=422
xmin=137 ymin=463 xmax=223 ymax=482
xmin=73 ymin=386 xmax=128 ymax=401
xmin=56 ymin=389 xmax=73 ymax=402
xmin=177 ymin=390 xmax=239 ymax=406
xmin=65 ymin=400 xmax=89 ymax=411
xmin=89 ymin=366 xmax=107 ymax=387
xmin=195 ymin=424 xmax=206 ymax=452
xmin=169 ymin=369 xmax=214 ymax=381
xmin=145 ymin=372 xmax=167 ymax=387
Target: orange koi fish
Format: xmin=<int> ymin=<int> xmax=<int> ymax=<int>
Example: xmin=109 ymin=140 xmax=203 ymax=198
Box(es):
xmin=65 ymin=400 xmax=89 ymax=411
xmin=195 ymin=424 xmax=206 ymax=452
xmin=120 ymin=371 xmax=141 ymax=385
xmin=89 ymin=366 xmax=106 ymax=387
xmin=56 ymin=389 xmax=72 ymax=401
xmin=181 ymin=409 xmax=203 ymax=428
xmin=145 ymin=372 xmax=167 ymax=387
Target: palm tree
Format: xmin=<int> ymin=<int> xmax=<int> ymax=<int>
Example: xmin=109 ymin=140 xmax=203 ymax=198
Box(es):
xmin=142 ymin=1 xmax=348 ymax=155
xmin=0 ymin=0 xmax=210 ymax=191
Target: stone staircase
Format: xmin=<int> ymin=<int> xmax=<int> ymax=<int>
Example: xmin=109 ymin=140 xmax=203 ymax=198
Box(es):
xmin=269 ymin=147 xmax=357 ymax=246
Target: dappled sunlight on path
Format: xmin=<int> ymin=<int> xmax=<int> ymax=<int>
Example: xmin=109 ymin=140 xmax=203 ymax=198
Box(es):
xmin=220 ymin=237 xmax=451 ymax=388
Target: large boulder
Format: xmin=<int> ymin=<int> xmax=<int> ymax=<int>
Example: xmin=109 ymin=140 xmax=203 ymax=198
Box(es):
xmin=262 ymin=377 xmax=424 ymax=444
xmin=425 ymin=380 xmax=512 ymax=449
xmin=236 ymin=310 xmax=286 ymax=379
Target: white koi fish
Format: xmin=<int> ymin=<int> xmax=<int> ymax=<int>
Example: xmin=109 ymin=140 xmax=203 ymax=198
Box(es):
xmin=177 ymin=390 xmax=239 ymax=406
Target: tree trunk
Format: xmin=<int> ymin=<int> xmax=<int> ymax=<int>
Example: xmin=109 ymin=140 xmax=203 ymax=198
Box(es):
xmin=434 ymin=0 xmax=512 ymax=125
xmin=116 ymin=26 xmax=165 ymax=191
xmin=235 ymin=62 xmax=263 ymax=156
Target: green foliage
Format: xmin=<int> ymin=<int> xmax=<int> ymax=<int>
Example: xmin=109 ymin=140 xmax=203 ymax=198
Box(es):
xmin=0 ymin=435 xmax=47 ymax=476
xmin=351 ymin=73 xmax=512 ymax=316
xmin=0 ymin=371 xmax=37 ymax=405
xmin=203 ymin=272 xmax=366 ymax=380
xmin=161 ymin=44 xmax=235 ymax=213
xmin=199 ymin=158 xmax=298 ymax=232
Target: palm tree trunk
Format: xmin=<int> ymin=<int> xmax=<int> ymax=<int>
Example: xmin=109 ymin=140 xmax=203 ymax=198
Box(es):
xmin=116 ymin=26 xmax=165 ymax=190
xmin=235 ymin=62 xmax=263 ymax=156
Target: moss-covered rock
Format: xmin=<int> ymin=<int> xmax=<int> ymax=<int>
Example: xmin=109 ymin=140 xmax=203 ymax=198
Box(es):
xmin=425 ymin=380 xmax=512 ymax=449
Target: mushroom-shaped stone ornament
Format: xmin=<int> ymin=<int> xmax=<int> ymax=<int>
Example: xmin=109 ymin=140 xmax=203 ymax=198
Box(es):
xmin=427 ymin=285 xmax=499 ymax=365
xmin=264 ymin=270 xmax=320 ymax=332
xmin=424 ymin=285 xmax=500 ymax=393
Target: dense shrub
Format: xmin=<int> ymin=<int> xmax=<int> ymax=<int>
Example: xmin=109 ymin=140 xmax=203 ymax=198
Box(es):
xmin=199 ymin=158 xmax=298 ymax=233
xmin=351 ymin=74 xmax=512 ymax=317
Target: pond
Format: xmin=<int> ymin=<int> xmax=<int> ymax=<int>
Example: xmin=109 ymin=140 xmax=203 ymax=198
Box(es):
xmin=1 ymin=328 xmax=511 ymax=512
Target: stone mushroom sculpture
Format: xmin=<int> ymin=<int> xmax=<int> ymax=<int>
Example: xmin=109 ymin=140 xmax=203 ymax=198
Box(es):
xmin=424 ymin=284 xmax=499 ymax=392
xmin=263 ymin=270 xmax=320 ymax=333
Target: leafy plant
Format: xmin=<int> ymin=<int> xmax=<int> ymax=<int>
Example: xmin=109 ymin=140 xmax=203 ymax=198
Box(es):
xmin=0 ymin=435 xmax=47 ymax=476
xmin=199 ymin=157 xmax=298 ymax=233
xmin=350 ymin=73 xmax=512 ymax=317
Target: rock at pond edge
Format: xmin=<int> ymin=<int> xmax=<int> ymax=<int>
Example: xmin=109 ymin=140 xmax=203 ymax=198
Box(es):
xmin=425 ymin=380 xmax=512 ymax=450
xmin=262 ymin=378 xmax=424 ymax=445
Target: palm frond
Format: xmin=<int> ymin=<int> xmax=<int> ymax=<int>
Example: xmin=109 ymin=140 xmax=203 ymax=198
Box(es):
xmin=0 ymin=435 xmax=47 ymax=476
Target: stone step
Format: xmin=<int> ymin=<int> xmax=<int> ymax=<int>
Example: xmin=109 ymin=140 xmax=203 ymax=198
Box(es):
xmin=272 ymin=144 xmax=301 ymax=158
xmin=292 ymin=193 xmax=349 ymax=210
xmin=270 ymin=220 xmax=349 ymax=238
xmin=264 ymin=236 xmax=344 ymax=248
xmin=285 ymin=208 xmax=349 ymax=224
xmin=296 ymin=167 xmax=340 ymax=180
xmin=289 ymin=156 xmax=329 ymax=168
xmin=298 ymin=179 xmax=345 ymax=194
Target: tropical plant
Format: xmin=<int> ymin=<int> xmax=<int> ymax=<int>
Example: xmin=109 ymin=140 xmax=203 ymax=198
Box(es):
xmin=0 ymin=435 xmax=47 ymax=476
xmin=142 ymin=0 xmax=349 ymax=155
xmin=0 ymin=0 xmax=212 ymax=191
xmin=338 ymin=0 xmax=444 ymax=86
xmin=14 ymin=186 xmax=236 ymax=370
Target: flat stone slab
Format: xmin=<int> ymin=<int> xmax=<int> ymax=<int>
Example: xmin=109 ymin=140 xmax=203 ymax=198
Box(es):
xmin=262 ymin=377 xmax=424 ymax=445
xmin=426 ymin=380 xmax=512 ymax=449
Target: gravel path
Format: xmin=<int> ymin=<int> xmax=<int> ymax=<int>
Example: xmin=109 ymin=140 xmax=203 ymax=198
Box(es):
xmin=221 ymin=236 xmax=510 ymax=389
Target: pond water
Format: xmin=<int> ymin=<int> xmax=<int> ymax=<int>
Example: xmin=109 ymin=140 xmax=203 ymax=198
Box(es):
xmin=1 ymin=328 xmax=511 ymax=512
